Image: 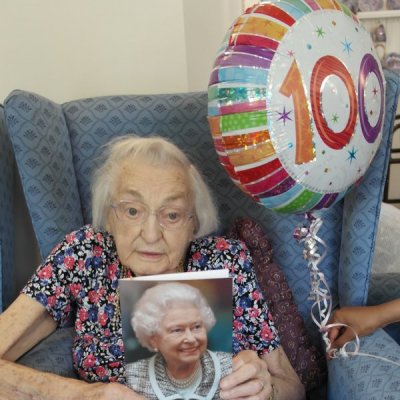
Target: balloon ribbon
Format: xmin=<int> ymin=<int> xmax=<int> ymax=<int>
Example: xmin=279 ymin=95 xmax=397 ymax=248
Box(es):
xmin=294 ymin=213 xmax=333 ymax=352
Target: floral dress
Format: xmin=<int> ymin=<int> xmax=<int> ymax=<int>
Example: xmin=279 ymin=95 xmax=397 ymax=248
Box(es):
xmin=22 ymin=225 xmax=280 ymax=383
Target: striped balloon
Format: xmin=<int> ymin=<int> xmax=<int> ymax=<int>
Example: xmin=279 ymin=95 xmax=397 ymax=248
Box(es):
xmin=208 ymin=0 xmax=384 ymax=214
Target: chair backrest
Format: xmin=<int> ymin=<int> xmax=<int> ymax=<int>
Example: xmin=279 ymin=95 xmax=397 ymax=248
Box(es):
xmin=383 ymin=114 xmax=400 ymax=203
xmin=0 ymin=106 xmax=15 ymax=310
xmin=4 ymin=70 xmax=400 ymax=341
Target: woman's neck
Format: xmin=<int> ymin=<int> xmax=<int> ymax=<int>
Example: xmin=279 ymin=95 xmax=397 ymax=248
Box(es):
xmin=165 ymin=359 xmax=201 ymax=380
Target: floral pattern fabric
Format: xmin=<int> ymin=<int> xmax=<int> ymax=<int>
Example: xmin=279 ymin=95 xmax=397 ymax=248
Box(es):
xmin=186 ymin=237 xmax=280 ymax=355
xmin=22 ymin=225 xmax=280 ymax=383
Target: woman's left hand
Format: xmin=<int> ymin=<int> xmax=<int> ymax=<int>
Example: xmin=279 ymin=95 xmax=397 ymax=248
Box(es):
xmin=219 ymin=350 xmax=272 ymax=399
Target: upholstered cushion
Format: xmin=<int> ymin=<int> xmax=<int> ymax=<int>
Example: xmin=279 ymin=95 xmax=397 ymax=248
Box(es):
xmin=17 ymin=327 xmax=76 ymax=378
xmin=327 ymin=328 xmax=400 ymax=399
xmin=227 ymin=217 xmax=327 ymax=392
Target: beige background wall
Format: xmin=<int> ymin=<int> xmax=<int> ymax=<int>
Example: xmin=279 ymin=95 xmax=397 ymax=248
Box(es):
xmin=0 ymin=0 xmax=242 ymax=103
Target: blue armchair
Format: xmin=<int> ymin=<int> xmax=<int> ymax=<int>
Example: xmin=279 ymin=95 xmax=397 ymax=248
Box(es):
xmin=0 ymin=105 xmax=15 ymax=312
xmin=1 ymin=69 xmax=400 ymax=399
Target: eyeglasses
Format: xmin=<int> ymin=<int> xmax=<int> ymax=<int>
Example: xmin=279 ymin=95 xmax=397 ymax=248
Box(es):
xmin=110 ymin=200 xmax=194 ymax=230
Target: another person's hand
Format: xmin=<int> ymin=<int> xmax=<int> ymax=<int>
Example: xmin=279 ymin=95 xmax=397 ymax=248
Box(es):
xmin=327 ymin=306 xmax=381 ymax=350
xmin=219 ymin=350 xmax=272 ymax=400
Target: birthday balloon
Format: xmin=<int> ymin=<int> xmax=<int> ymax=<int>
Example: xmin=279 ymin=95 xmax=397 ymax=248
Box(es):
xmin=208 ymin=0 xmax=385 ymax=214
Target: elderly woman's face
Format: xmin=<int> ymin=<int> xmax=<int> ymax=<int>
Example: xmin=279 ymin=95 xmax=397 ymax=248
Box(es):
xmin=105 ymin=158 xmax=196 ymax=276
xmin=150 ymin=303 xmax=207 ymax=369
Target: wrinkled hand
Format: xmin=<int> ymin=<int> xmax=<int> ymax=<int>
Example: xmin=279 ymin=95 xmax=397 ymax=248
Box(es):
xmin=220 ymin=350 xmax=272 ymax=400
xmin=326 ymin=306 xmax=381 ymax=351
xmin=83 ymin=382 xmax=146 ymax=400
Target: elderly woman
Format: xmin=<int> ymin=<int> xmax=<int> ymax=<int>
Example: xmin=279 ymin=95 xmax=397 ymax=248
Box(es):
xmin=125 ymin=282 xmax=231 ymax=399
xmin=0 ymin=135 xmax=305 ymax=400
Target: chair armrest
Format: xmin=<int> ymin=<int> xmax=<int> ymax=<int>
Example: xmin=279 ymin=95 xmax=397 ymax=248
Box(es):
xmin=338 ymin=70 xmax=400 ymax=307
xmin=327 ymin=329 xmax=400 ymax=399
xmin=367 ymin=273 xmax=400 ymax=343
xmin=0 ymin=106 xmax=15 ymax=310
xmin=368 ymin=273 xmax=400 ymax=305
xmin=16 ymin=327 xmax=77 ymax=379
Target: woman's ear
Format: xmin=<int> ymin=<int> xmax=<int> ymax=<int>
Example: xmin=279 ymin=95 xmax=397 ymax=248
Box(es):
xmin=149 ymin=335 xmax=159 ymax=351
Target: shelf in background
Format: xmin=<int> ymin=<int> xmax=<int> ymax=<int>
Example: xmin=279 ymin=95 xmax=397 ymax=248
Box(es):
xmin=358 ymin=10 xmax=400 ymax=19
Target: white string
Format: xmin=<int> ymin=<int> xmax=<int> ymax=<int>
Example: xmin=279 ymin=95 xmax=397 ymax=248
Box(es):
xmin=353 ymin=352 xmax=400 ymax=367
xmin=295 ymin=214 xmax=400 ymax=369
xmin=324 ymin=322 xmax=400 ymax=367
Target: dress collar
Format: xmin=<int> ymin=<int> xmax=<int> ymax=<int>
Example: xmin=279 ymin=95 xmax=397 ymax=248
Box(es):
xmin=148 ymin=350 xmax=222 ymax=400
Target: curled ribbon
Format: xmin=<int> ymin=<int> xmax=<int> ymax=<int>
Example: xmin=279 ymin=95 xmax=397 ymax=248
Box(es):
xmin=294 ymin=213 xmax=332 ymax=351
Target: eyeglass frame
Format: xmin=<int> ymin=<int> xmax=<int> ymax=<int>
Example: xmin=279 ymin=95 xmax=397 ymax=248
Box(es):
xmin=110 ymin=200 xmax=195 ymax=230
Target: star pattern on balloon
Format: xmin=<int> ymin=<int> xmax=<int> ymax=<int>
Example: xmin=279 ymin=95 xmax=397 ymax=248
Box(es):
xmin=342 ymin=38 xmax=353 ymax=55
xmin=277 ymin=106 xmax=293 ymax=125
xmin=315 ymin=26 xmax=325 ymax=38
xmin=331 ymin=113 xmax=339 ymax=123
xmin=347 ymin=146 xmax=358 ymax=163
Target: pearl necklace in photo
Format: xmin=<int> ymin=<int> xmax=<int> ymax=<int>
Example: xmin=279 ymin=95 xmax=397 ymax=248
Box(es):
xmin=166 ymin=362 xmax=201 ymax=389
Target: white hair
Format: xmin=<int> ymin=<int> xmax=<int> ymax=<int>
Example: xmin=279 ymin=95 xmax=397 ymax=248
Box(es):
xmin=91 ymin=135 xmax=219 ymax=238
xmin=131 ymin=282 xmax=216 ymax=351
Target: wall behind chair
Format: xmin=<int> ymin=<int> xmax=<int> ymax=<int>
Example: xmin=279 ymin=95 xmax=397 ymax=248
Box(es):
xmin=0 ymin=0 xmax=243 ymax=298
xmin=0 ymin=0 xmax=242 ymax=102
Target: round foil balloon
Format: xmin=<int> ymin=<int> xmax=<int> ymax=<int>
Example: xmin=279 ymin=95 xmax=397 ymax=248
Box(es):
xmin=208 ymin=0 xmax=385 ymax=214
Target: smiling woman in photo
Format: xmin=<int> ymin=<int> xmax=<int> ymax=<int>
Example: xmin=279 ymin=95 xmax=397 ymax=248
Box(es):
xmin=126 ymin=282 xmax=231 ymax=399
